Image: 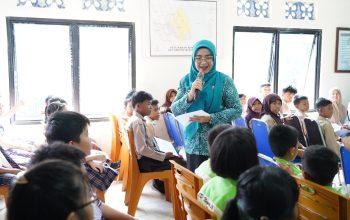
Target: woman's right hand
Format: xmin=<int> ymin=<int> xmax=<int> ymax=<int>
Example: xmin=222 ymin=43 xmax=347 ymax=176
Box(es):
xmin=187 ymin=79 xmax=203 ymax=102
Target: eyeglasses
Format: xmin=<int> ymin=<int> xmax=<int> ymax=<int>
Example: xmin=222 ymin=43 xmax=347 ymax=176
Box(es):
xmin=194 ymin=55 xmax=213 ymax=62
xmin=75 ymin=197 xmax=99 ymax=211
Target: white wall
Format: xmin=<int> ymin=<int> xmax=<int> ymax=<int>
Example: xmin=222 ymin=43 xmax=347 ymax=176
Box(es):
xmin=0 ymin=0 xmax=349 ymax=152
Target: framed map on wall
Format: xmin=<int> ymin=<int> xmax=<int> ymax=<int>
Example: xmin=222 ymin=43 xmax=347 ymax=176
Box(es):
xmin=149 ymin=0 xmax=217 ymax=56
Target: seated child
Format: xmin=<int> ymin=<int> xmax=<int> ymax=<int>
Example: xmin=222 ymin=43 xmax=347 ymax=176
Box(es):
xmin=281 ymin=85 xmax=297 ymax=115
xmin=294 ymin=95 xmax=310 ymax=120
xmin=315 ymin=98 xmax=341 ymax=157
xmin=221 ymin=166 xmax=299 ymax=220
xmin=302 ymin=145 xmax=341 ymax=194
xmin=7 ymin=160 xmax=94 ymax=220
xmin=239 ymin=94 xmax=247 ymax=113
xmin=145 ymin=100 xmax=160 ymax=138
xmin=195 ymin=124 xmax=232 ymax=182
xmin=268 ymin=125 xmax=302 ymax=176
xmin=261 ymin=93 xmax=283 ymax=130
xmin=245 ymin=97 xmax=262 ymax=129
xmin=293 ymin=95 xmax=310 ymax=145
xmin=29 ymin=141 xmax=134 ymax=220
xmin=127 ymin=91 xmax=185 ymax=193
xmin=45 ymin=111 xmax=118 ymax=192
xmin=145 ymin=99 xmax=172 ymax=143
xmin=197 ymin=127 xmax=259 ymax=218
xmin=119 ymin=89 xmax=137 ymax=129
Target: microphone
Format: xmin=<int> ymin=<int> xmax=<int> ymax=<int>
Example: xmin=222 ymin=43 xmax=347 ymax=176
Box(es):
xmin=194 ymin=72 xmax=204 ymax=100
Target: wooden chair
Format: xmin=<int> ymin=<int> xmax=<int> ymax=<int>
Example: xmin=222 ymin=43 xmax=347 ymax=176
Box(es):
xmin=170 ymin=160 xmax=204 ymax=220
xmin=171 ymin=160 xmax=216 ymax=220
xmin=109 ymin=114 xmax=122 ymax=163
xmin=96 ymin=189 xmax=105 ymax=202
xmin=118 ymin=133 xmax=130 ymax=192
xmin=124 ymin=129 xmax=172 ymax=216
xmin=294 ymin=176 xmax=350 ymax=220
xmin=0 ymin=186 xmax=9 ymax=205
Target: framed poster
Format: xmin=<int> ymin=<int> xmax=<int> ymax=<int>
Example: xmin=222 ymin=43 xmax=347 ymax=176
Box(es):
xmin=149 ymin=0 xmax=217 ymax=56
xmin=335 ymin=27 xmax=350 ymax=72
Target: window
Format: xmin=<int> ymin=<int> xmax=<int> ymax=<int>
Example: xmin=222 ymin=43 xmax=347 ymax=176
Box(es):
xmin=233 ymin=27 xmax=321 ymax=106
xmin=7 ymin=17 xmax=135 ymax=123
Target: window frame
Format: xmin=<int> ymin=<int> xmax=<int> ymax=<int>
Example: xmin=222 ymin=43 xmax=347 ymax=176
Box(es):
xmin=7 ymin=17 xmax=136 ymax=124
xmin=232 ymin=26 xmax=322 ymax=105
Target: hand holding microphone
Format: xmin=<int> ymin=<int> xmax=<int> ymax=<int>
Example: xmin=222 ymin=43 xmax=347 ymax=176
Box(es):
xmin=193 ymin=72 xmax=204 ymax=100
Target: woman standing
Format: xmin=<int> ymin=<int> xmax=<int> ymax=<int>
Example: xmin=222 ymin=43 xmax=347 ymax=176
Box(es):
xmin=329 ymin=87 xmax=350 ymax=137
xmin=171 ymin=40 xmax=241 ymax=171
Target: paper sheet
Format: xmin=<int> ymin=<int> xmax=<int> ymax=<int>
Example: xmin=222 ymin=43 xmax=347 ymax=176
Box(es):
xmin=154 ymin=137 xmax=178 ymax=156
xmin=175 ymin=110 xmax=210 ymax=127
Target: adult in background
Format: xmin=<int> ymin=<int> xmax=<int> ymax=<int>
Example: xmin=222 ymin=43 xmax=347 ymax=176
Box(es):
xmin=329 ymin=87 xmax=350 ymax=137
xmin=171 ymin=39 xmax=242 ymax=171
xmin=161 ymin=89 xmax=177 ymax=113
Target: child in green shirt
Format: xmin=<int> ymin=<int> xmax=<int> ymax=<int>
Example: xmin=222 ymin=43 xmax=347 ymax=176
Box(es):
xmin=197 ymin=127 xmax=259 ymax=218
xmin=195 ymin=124 xmax=231 ymax=182
xmin=302 ymin=145 xmax=342 ymax=194
xmin=268 ymin=124 xmax=302 ymax=176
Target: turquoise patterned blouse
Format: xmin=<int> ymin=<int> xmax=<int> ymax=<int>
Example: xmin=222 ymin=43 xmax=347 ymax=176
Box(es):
xmin=171 ymin=73 xmax=241 ymax=156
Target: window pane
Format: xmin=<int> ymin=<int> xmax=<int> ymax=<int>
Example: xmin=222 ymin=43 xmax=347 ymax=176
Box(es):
xmin=278 ymin=34 xmax=316 ymax=103
xmin=233 ymin=32 xmax=274 ymax=98
xmin=79 ymin=26 xmax=131 ymax=117
xmin=13 ymin=23 xmax=72 ymax=121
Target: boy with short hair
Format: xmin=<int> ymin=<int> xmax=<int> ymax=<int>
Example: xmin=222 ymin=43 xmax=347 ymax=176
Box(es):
xmin=293 ymin=95 xmax=309 ymax=120
xmin=302 ymin=145 xmax=340 ymax=193
xmin=45 ymin=111 xmax=133 ymax=220
xmin=268 ymin=124 xmax=302 ymax=176
xmin=293 ymin=95 xmax=310 ymax=145
xmin=315 ymin=98 xmax=341 ymax=157
xmin=259 ymin=83 xmax=271 ymax=100
xmin=281 ymin=85 xmax=297 ymax=114
xmin=239 ymin=94 xmax=247 ymax=112
xmin=128 ymin=91 xmax=185 ymax=192
xmin=145 ymin=99 xmax=160 ymax=138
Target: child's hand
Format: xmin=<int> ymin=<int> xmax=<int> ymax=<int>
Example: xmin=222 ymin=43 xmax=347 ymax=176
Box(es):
xmin=342 ymin=124 xmax=350 ymax=130
xmin=165 ymin=152 xmax=174 ymax=159
xmin=85 ymin=153 xmax=106 ymax=162
xmin=87 ymin=160 xmax=105 ymax=173
xmin=92 ymin=154 xmax=107 ymax=162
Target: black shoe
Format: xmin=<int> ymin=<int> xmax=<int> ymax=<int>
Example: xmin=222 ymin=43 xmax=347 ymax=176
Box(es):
xmin=152 ymin=179 xmax=165 ymax=194
xmin=110 ymin=160 xmax=121 ymax=169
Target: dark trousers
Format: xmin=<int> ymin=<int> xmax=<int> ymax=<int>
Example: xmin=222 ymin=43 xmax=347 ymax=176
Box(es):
xmin=138 ymin=156 xmax=186 ymax=173
xmin=186 ymin=153 xmax=209 ymax=172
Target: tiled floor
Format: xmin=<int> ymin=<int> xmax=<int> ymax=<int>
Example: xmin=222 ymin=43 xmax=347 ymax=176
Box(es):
xmin=105 ymin=181 xmax=174 ymax=220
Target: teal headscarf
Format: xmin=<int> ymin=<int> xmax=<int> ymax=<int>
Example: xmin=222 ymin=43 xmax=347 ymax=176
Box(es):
xmin=182 ymin=40 xmax=225 ymax=139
